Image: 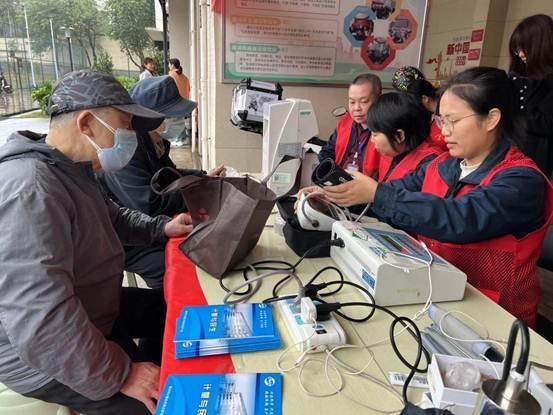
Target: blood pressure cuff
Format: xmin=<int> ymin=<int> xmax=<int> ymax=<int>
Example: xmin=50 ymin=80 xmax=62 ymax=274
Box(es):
xmin=277 ymin=197 xmax=331 ymax=258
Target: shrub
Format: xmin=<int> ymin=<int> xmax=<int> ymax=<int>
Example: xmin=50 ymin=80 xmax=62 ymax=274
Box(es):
xmin=115 ymin=75 xmax=139 ymax=91
xmin=31 ymin=81 xmax=53 ymax=115
xmin=93 ymin=50 xmax=114 ymax=75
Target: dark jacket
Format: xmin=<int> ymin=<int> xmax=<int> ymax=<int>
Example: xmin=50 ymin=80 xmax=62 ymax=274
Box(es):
xmin=0 ymin=131 xmax=169 ymax=399
xmin=372 ymin=140 xmax=546 ymax=243
xmin=510 ymin=72 xmax=553 ymax=178
xmin=99 ymin=131 xmax=204 ymax=218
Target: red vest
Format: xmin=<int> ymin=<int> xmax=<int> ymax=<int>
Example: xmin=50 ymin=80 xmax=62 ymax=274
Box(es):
xmin=419 ymin=147 xmax=553 ymax=327
xmin=429 ymin=118 xmax=448 ymax=151
xmin=334 ymin=113 xmax=385 ymax=177
xmin=378 ymin=140 xmax=443 ymax=182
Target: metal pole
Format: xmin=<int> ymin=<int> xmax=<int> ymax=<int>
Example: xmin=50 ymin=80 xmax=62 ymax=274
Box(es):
xmin=22 ymin=4 xmax=36 ymax=87
xmin=159 ymin=0 xmax=169 ymax=74
xmin=67 ymin=35 xmax=74 ymax=71
xmin=189 ymin=0 xmax=197 ymax=154
xmin=2 ymin=19 xmax=14 ymax=87
xmin=19 ymin=31 xmax=32 ymax=91
xmin=49 ymin=18 xmax=59 ymax=80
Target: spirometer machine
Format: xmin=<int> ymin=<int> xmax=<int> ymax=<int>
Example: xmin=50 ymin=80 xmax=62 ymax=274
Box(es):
xmin=330 ymin=220 xmax=467 ymax=306
xmin=261 ymin=98 xmax=319 ymax=196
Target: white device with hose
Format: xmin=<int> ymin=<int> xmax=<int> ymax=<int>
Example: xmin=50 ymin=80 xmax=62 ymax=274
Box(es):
xmin=330 ymin=221 xmax=467 ymax=307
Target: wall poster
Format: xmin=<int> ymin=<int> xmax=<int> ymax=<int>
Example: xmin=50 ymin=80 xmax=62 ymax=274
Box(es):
xmin=223 ymin=0 xmax=429 ymax=85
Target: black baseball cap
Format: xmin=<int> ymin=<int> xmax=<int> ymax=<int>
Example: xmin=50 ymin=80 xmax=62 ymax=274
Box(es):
xmin=48 ymin=70 xmax=164 ymax=130
xmin=129 ymin=75 xmax=197 ymax=119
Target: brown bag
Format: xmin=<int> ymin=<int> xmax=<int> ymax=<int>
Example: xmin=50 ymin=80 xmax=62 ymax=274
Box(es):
xmin=152 ymin=168 xmax=277 ymax=278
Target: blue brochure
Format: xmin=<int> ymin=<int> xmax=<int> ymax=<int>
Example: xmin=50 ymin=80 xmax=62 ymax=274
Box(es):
xmin=156 ymin=373 xmax=282 ymax=415
xmin=174 ymin=303 xmax=281 ymax=359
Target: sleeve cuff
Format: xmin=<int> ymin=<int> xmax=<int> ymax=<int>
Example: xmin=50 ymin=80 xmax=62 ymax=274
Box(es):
xmin=154 ymin=215 xmax=172 ymax=243
xmin=372 ymin=184 xmax=396 ymax=219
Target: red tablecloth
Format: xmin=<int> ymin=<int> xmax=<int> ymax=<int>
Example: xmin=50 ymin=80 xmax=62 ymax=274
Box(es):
xmin=159 ymin=237 xmax=235 ymax=391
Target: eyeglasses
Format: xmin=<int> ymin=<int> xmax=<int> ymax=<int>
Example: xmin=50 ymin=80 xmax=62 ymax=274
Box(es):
xmin=434 ymin=113 xmax=479 ymax=133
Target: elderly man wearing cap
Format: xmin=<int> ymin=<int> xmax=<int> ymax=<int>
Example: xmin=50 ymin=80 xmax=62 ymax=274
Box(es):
xmin=99 ymin=75 xmax=225 ymax=291
xmin=0 ymin=70 xmax=192 ymax=414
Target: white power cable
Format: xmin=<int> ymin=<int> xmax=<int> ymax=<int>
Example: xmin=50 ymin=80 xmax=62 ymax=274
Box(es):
xmin=379 ymin=241 xmax=434 ymax=321
xmin=354 ymin=203 xmax=372 ymax=222
xmin=437 ymin=310 xmax=507 ymax=360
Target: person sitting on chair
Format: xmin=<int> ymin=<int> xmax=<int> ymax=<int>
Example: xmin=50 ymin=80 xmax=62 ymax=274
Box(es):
xmin=98 ymin=75 xmax=225 ymax=290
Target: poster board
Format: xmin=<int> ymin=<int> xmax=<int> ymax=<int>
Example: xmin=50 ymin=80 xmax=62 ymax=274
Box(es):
xmin=223 ymin=0 xmax=428 ymax=86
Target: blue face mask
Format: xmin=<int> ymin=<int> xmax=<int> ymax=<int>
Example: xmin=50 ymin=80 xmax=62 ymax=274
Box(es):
xmin=86 ymin=113 xmax=138 ymax=172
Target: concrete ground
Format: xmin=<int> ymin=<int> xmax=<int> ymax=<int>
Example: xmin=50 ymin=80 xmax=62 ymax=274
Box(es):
xmin=0 ymin=117 xmax=49 ymax=145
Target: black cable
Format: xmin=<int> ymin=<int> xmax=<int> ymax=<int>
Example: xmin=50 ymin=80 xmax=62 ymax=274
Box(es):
xmin=222 ymin=262 xmax=294 ymax=296
xmin=502 ymin=319 xmax=530 ymax=380
xmin=223 ymin=239 xmax=343 ymax=302
xmin=305 ymin=280 xmax=430 ymax=373
xmin=389 ymin=316 xmax=423 ymax=405
xmin=305 ymin=266 xmax=345 ymax=296
xmin=262 ymin=294 xmax=297 ymax=304
xmin=270 ymin=265 xmax=345 ymax=300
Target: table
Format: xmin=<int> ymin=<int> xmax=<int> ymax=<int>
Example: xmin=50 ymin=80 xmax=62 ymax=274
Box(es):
xmin=160 ymin=228 xmax=553 ymax=413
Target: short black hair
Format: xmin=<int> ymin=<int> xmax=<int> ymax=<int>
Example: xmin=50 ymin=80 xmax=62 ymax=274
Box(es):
xmin=367 ymin=92 xmax=430 ymax=152
xmin=143 ymin=57 xmax=154 ymax=65
xmin=351 ymin=73 xmax=382 ymax=98
xmin=407 ymin=79 xmax=437 ymax=99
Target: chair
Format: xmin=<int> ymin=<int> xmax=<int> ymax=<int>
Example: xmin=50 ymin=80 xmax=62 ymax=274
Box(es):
xmin=0 ymin=383 xmax=71 ymax=415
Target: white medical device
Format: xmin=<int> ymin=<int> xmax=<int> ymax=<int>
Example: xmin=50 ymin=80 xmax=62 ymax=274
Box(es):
xmin=262 ymin=99 xmax=319 ymax=196
xmin=277 ymin=298 xmax=346 ymax=353
xmin=296 ymin=192 xmax=345 ymax=231
xmin=330 ymin=221 xmax=467 ymax=307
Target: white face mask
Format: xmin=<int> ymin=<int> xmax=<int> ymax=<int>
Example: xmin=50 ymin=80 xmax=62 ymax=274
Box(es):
xmin=86 ymin=113 xmax=138 ymax=172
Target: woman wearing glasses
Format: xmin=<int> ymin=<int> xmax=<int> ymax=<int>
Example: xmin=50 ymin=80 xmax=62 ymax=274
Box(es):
xmin=323 ymin=67 xmax=553 ymax=327
xmin=509 ymin=14 xmax=553 ymax=177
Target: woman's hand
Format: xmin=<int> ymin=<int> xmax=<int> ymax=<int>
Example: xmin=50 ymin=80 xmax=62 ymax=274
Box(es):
xmin=323 ymin=172 xmax=378 ymax=207
xmin=208 ymin=165 xmax=226 ymax=177
xmin=294 ymin=185 xmax=323 ymax=210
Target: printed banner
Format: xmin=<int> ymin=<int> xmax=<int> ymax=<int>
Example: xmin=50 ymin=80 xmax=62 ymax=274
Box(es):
xmin=224 ymin=0 xmax=429 ymax=85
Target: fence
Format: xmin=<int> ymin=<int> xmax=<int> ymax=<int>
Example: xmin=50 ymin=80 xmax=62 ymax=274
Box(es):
xmin=0 ymin=34 xmax=92 ymax=117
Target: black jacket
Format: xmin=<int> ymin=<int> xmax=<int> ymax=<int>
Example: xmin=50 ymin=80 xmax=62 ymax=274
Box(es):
xmin=510 ymin=72 xmax=553 ymax=178
xmin=99 ymin=131 xmax=204 ymax=218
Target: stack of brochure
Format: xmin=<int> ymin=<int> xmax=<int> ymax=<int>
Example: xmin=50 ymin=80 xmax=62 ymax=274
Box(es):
xmin=156 ymin=373 xmax=282 ymax=415
xmin=174 ymin=303 xmax=281 ymax=359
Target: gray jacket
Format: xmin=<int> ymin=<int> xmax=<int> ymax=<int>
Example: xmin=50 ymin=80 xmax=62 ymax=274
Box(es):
xmin=0 ymin=132 xmax=170 ymax=400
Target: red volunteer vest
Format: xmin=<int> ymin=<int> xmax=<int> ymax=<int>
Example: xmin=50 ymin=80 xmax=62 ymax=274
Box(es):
xmin=419 ymin=147 xmax=553 ymax=327
xmin=378 ymin=140 xmax=443 ymax=182
xmin=429 ymin=118 xmax=447 ymax=151
xmin=334 ymin=113 xmax=385 ymax=177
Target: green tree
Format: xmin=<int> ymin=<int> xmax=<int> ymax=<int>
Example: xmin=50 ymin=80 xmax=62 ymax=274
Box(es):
xmin=7 ymin=0 xmax=105 ymax=67
xmin=93 ymin=50 xmax=114 ymax=74
xmin=104 ymin=0 xmax=156 ymax=70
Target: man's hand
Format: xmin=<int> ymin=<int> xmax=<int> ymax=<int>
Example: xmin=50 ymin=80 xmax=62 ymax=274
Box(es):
xmin=164 ymin=213 xmax=193 ymax=238
xmin=120 ymin=362 xmax=160 ymax=414
xmin=323 ymin=172 xmax=378 ymax=207
xmin=208 ymin=165 xmax=226 ymax=177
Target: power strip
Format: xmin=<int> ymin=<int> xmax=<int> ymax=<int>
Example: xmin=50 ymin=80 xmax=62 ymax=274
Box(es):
xmin=277 ymin=298 xmax=346 ymax=353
